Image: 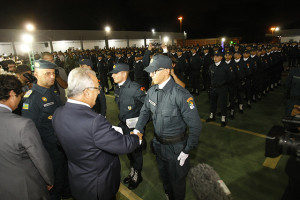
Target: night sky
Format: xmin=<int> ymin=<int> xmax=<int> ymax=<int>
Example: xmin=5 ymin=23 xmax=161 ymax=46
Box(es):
xmin=2 ymin=0 xmax=300 ymax=41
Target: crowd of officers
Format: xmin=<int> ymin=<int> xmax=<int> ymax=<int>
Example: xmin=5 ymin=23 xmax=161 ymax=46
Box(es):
xmin=31 ymin=42 xmax=296 ymax=127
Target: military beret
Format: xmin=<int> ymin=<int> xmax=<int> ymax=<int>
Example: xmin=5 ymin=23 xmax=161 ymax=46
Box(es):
xmin=34 ymin=60 xmax=57 ymax=69
xmin=78 ymin=59 xmax=93 ymax=67
xmin=109 ymin=63 xmax=129 ymax=74
xmin=144 ymin=54 xmax=172 ymax=73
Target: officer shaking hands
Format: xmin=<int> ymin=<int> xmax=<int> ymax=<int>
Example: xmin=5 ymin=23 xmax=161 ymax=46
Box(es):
xmin=134 ymin=54 xmax=202 ymax=200
xmin=109 ymin=63 xmax=146 ymax=190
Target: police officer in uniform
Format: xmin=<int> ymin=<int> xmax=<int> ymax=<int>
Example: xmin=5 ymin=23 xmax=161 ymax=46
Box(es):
xmin=134 ymin=55 xmax=202 ymax=200
xmin=97 ymin=54 xmax=109 ymax=94
xmin=22 ymin=60 xmax=70 ymax=200
xmin=109 ymin=63 xmax=146 ymax=190
xmin=206 ymin=51 xmax=230 ymax=127
xmin=224 ymin=50 xmax=237 ymax=119
xmin=189 ymin=47 xmax=203 ymax=95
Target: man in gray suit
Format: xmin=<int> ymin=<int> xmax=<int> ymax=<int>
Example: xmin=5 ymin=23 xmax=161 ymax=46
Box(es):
xmin=0 ymin=73 xmax=54 ymax=200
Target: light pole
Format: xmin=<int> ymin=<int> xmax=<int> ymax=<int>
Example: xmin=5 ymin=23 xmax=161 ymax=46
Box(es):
xmin=22 ymin=33 xmax=35 ymax=71
xmin=105 ymin=26 xmax=111 ymax=49
xmin=24 ymin=23 xmax=35 ymax=70
xmin=178 ymin=17 xmax=183 ymax=32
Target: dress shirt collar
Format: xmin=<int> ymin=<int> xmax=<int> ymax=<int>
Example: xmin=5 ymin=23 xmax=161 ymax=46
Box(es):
xmin=0 ymin=103 xmax=12 ymax=112
xmin=67 ymin=98 xmax=90 ymax=108
xmin=158 ymin=76 xmax=171 ymax=89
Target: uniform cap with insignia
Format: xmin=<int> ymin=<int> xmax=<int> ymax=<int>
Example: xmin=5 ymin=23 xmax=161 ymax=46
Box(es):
xmin=34 ymin=60 xmax=57 ymax=69
xmin=109 ymin=63 xmax=129 ymax=74
xmin=78 ymin=59 xmax=93 ymax=67
xmin=225 ymin=50 xmax=233 ymax=55
xmin=214 ymin=50 xmax=223 ymax=57
xmin=144 ymin=54 xmax=172 ymax=73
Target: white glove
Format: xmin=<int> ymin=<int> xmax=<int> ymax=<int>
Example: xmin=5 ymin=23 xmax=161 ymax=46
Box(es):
xmin=177 ymin=152 xmax=189 ymax=166
xmin=132 ymin=129 xmax=142 ymax=145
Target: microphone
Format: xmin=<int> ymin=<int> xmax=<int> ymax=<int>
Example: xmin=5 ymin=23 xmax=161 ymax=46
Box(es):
xmin=189 ymin=163 xmax=232 ymax=200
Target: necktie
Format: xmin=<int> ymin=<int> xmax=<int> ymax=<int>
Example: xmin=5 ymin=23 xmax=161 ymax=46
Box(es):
xmin=157 ymin=89 xmax=163 ymax=103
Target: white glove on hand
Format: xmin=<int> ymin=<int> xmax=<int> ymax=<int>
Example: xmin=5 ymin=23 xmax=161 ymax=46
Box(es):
xmin=132 ymin=129 xmax=142 ymax=145
xmin=177 ymin=152 xmax=189 ymax=166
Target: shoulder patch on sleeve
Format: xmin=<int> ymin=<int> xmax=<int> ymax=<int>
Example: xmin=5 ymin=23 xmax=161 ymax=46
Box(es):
xmin=22 ymin=103 xmax=29 ymax=110
xmin=23 ymin=90 xmax=32 ymax=98
xmin=140 ymin=87 xmax=146 ymax=92
xmin=187 ymin=97 xmax=195 ymax=109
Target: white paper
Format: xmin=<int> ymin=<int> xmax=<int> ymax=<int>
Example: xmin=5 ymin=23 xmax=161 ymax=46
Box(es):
xmin=126 ymin=117 xmax=139 ymax=129
xmin=112 ymin=126 xmax=123 ymax=135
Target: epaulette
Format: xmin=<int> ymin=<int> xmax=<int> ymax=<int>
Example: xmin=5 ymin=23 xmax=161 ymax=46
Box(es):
xmin=23 ymin=90 xmax=33 ymax=98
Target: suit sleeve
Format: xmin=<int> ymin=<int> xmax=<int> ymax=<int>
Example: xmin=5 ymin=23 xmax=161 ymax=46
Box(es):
xmin=176 ymin=91 xmax=202 ymax=153
xmin=21 ymin=119 xmax=54 ymax=185
xmin=92 ymin=115 xmax=139 ymax=154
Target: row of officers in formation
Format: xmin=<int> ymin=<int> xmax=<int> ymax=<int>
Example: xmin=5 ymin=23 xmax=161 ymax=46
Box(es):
xmin=0 ymin=41 xmax=300 ymax=200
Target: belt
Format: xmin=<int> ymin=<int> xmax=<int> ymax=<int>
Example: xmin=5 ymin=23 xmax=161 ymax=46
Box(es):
xmin=154 ymin=132 xmax=186 ymax=145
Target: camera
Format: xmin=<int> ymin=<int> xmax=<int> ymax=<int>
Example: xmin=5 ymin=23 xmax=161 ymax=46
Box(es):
xmin=265 ymin=116 xmax=300 ymax=158
xmin=23 ymin=73 xmax=36 ymax=83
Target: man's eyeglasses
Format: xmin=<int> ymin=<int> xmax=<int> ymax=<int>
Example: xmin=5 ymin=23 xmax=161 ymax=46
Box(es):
xmin=151 ymin=68 xmax=165 ymax=75
xmin=85 ymin=85 xmax=102 ymax=91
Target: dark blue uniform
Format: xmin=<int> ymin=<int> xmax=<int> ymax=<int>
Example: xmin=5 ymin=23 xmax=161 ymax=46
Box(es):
xmin=114 ymin=78 xmax=146 ymax=189
xmin=22 ymin=83 xmax=68 ymax=200
xmin=135 ymin=78 xmax=202 ymax=200
xmin=208 ymin=61 xmax=230 ymax=122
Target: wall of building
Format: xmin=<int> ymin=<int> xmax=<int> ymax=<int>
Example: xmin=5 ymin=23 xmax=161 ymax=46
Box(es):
xmin=281 ymin=36 xmax=300 ymax=43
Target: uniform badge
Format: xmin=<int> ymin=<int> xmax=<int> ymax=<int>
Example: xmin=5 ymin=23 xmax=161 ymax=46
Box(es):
xmin=23 ymin=90 xmax=32 ymax=98
xmin=187 ymin=97 xmax=195 ymax=109
xmin=128 ymin=106 xmax=132 ymax=110
xmin=34 ymin=62 xmax=40 ymax=68
xmin=48 ymin=115 xmax=53 ymax=120
xmin=42 ymin=97 xmax=47 ymax=102
xmin=140 ymin=87 xmax=145 ymax=92
xmin=113 ymin=65 xmax=116 ymax=68
xmin=22 ymin=103 xmax=29 ymax=110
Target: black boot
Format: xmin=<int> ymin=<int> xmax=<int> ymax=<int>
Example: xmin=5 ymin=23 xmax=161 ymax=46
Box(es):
xmin=123 ymin=167 xmax=134 ymax=184
xmin=128 ymin=170 xmax=143 ymax=190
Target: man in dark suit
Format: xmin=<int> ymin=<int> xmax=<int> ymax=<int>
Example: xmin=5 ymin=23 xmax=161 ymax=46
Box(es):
xmin=52 ymin=67 xmax=141 ymax=200
xmin=0 ymin=73 xmax=54 ymax=200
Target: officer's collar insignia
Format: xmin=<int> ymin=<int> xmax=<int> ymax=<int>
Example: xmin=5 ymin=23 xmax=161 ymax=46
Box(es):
xmin=24 ymin=90 xmax=32 ymax=98
xmin=42 ymin=97 xmax=47 ymax=102
xmin=128 ymin=106 xmax=132 ymax=110
xmin=187 ymin=97 xmax=195 ymax=109
xmin=34 ymin=62 xmax=40 ymax=68
xmin=48 ymin=115 xmax=53 ymax=120
xmin=113 ymin=65 xmax=116 ymax=68
xmin=22 ymin=103 xmax=29 ymax=110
